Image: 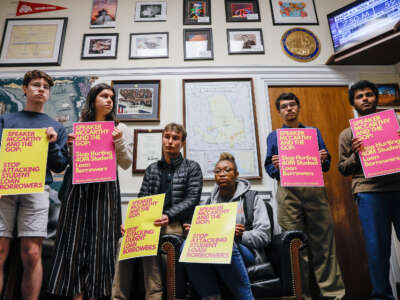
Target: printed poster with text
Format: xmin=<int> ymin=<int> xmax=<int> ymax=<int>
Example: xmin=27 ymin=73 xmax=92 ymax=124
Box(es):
xmin=180 ymin=202 xmax=238 ymax=264
xmin=73 ymin=121 xmax=116 ymax=184
xmin=0 ymin=129 xmax=48 ymax=195
xmin=350 ymin=109 xmax=400 ymax=178
xmin=278 ymin=128 xmax=324 ymax=187
xmin=119 ymin=194 xmax=165 ymax=260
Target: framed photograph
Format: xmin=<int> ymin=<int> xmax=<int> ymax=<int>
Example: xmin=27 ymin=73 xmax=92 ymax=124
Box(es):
xmin=184 ymin=28 xmax=213 ymax=60
xmin=111 ymin=80 xmax=161 ymax=122
xmin=129 ymin=32 xmax=168 ymax=59
xmin=225 ymin=0 xmax=260 ymax=22
xmin=90 ymin=0 xmax=117 ymax=28
xmin=377 ymin=84 xmax=400 ymax=107
xmin=81 ymin=33 xmax=118 ymax=59
xmin=0 ymin=18 xmax=67 ymax=67
xmin=269 ymin=0 xmax=318 ymax=25
xmin=133 ymin=129 xmax=163 ymax=173
xmin=227 ymin=29 xmax=264 ymax=54
xmin=135 ymin=1 xmax=167 ymax=22
xmin=183 ymin=0 xmax=211 ymax=25
xmin=183 ymin=78 xmax=262 ymax=180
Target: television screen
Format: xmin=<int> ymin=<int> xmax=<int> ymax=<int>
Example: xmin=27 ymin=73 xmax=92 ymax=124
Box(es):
xmin=327 ymin=0 xmax=400 ymax=53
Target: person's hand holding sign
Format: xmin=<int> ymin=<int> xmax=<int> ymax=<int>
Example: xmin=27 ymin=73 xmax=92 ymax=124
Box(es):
xmin=352 ymin=137 xmax=363 ymax=154
xmin=272 ymin=155 xmax=280 ymax=170
xmin=112 ymin=127 xmax=123 ymax=141
xmin=319 ymin=149 xmax=328 ymax=164
xmin=46 ymin=127 xmax=58 ymax=143
xmin=154 ymin=214 xmax=169 ymax=227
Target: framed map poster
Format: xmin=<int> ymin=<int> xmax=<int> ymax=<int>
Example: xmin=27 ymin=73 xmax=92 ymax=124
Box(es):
xmin=0 ymin=18 xmax=67 ymax=66
xmin=183 ymin=78 xmax=262 ymax=180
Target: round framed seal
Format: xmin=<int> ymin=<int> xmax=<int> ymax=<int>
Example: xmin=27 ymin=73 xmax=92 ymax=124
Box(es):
xmin=281 ymin=27 xmax=321 ymax=62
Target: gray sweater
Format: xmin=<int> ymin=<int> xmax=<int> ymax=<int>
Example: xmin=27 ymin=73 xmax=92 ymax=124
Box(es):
xmin=204 ymin=178 xmax=271 ymax=264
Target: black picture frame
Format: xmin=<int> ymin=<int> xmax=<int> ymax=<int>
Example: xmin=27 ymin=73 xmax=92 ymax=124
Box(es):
xmin=224 ymin=0 xmax=261 ymax=22
xmin=183 ymin=28 xmax=214 ymax=60
xmin=269 ymin=0 xmax=319 ymax=25
xmin=227 ymin=28 xmax=264 ymax=54
xmin=0 ymin=18 xmax=68 ymax=67
xmin=111 ymin=80 xmax=161 ymax=122
xmin=129 ymin=32 xmax=169 ymax=59
xmin=81 ymin=33 xmax=118 ymax=59
xmin=183 ymin=0 xmax=212 ymax=25
xmin=377 ymin=83 xmax=400 ymax=107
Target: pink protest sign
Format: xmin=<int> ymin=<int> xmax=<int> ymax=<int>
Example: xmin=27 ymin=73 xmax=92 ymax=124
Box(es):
xmin=277 ymin=128 xmax=324 ymax=187
xmin=350 ymin=109 xmax=400 ymax=178
xmin=72 ymin=121 xmax=116 ymax=184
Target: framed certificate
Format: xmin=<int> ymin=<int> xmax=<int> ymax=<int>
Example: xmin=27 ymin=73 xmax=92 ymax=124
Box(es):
xmin=133 ymin=129 xmax=163 ymax=173
xmin=0 ymin=18 xmax=68 ymax=67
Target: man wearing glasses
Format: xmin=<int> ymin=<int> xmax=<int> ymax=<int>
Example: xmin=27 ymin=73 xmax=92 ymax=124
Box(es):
xmin=265 ymin=93 xmax=345 ymax=300
xmin=0 ymin=70 xmax=68 ymax=300
xmin=338 ymin=80 xmax=400 ymax=300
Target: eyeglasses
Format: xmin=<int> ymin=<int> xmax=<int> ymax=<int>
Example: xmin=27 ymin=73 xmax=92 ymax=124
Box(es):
xmin=30 ymin=82 xmax=50 ymax=90
xmin=279 ymin=102 xmax=298 ymax=110
xmin=213 ymin=168 xmax=234 ymax=175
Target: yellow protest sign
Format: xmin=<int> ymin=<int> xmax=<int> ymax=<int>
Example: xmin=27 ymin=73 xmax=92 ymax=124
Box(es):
xmin=180 ymin=202 xmax=238 ymax=264
xmin=0 ymin=129 xmax=48 ymax=195
xmin=119 ymin=194 xmax=165 ymax=260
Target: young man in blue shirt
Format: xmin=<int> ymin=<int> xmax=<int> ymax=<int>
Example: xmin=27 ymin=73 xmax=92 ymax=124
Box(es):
xmin=0 ymin=70 xmax=68 ymax=300
xmin=265 ymin=92 xmax=345 ymax=300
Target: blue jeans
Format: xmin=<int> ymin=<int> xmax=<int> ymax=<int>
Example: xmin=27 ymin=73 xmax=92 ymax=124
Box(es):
xmin=356 ymin=191 xmax=400 ymax=300
xmin=182 ymin=242 xmax=255 ymax=300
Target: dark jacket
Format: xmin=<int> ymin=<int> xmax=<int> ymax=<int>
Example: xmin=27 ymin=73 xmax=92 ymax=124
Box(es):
xmin=138 ymin=153 xmax=203 ymax=223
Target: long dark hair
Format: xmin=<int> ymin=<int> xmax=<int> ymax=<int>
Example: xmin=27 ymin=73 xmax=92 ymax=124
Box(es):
xmin=80 ymin=83 xmax=116 ymax=122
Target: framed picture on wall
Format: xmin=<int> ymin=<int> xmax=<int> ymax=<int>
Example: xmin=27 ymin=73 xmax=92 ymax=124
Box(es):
xmin=377 ymin=83 xmax=400 ymax=107
xmin=81 ymin=33 xmax=118 ymax=59
xmin=227 ymin=28 xmax=264 ymax=54
xmin=269 ymin=0 xmax=319 ymax=25
xmin=183 ymin=78 xmax=262 ymax=180
xmin=111 ymin=80 xmax=161 ymax=122
xmin=132 ymin=129 xmax=163 ymax=173
xmin=183 ymin=28 xmax=213 ymax=60
xmin=135 ymin=1 xmax=167 ymax=22
xmin=129 ymin=32 xmax=168 ymax=59
xmin=0 ymin=18 xmax=67 ymax=67
xmin=90 ymin=0 xmax=117 ymax=28
xmin=183 ymin=0 xmax=211 ymax=25
xmin=224 ymin=0 xmax=261 ymax=22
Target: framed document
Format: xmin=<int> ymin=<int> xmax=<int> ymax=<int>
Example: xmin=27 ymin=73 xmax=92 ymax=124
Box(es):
xmin=183 ymin=0 xmax=211 ymax=25
xmin=135 ymin=1 xmax=167 ymax=22
xmin=183 ymin=28 xmax=213 ymax=60
xmin=111 ymin=80 xmax=161 ymax=122
xmin=0 ymin=18 xmax=67 ymax=67
xmin=227 ymin=28 xmax=264 ymax=54
xmin=81 ymin=33 xmax=118 ymax=59
xmin=129 ymin=32 xmax=169 ymax=59
xmin=183 ymin=78 xmax=262 ymax=180
xmin=269 ymin=0 xmax=318 ymax=25
xmin=133 ymin=129 xmax=163 ymax=173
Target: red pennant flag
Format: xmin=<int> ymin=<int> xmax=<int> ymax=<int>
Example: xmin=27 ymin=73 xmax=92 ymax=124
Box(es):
xmin=16 ymin=1 xmax=67 ymax=16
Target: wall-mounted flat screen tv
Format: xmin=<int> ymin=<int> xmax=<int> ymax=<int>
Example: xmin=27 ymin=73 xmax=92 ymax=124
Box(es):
xmin=327 ymin=0 xmax=400 ymax=53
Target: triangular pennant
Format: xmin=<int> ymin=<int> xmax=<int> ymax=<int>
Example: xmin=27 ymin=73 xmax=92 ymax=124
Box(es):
xmin=16 ymin=1 xmax=67 ymax=16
